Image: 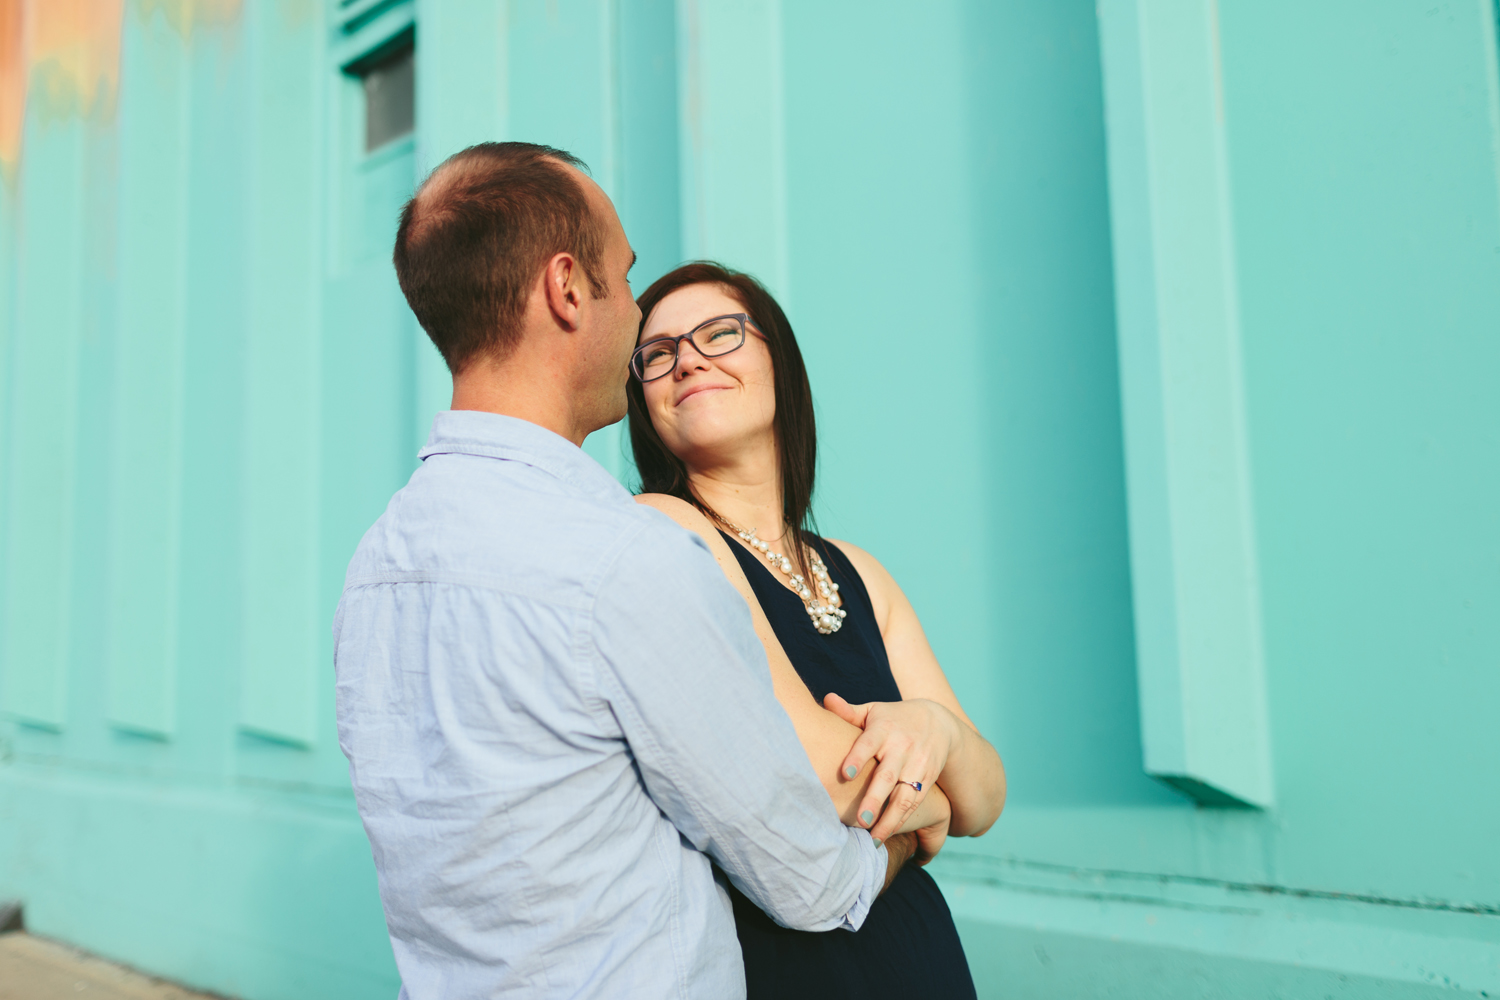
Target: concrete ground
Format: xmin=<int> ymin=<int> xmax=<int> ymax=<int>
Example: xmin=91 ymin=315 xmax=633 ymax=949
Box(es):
xmin=0 ymin=934 xmax=222 ymax=1000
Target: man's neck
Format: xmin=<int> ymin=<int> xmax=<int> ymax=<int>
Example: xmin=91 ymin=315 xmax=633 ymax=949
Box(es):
xmin=451 ymin=361 xmax=593 ymax=446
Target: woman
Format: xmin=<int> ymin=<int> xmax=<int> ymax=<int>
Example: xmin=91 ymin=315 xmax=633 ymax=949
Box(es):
xmin=626 ymin=262 xmax=1006 ymax=999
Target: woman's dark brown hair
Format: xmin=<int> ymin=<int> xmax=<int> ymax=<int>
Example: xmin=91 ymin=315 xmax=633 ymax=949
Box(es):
xmin=627 ymin=261 xmax=823 ymax=579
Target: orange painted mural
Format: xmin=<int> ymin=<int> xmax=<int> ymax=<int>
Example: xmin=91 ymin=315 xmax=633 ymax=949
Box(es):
xmin=0 ymin=0 xmax=242 ymax=175
xmin=0 ymin=0 xmax=122 ymax=171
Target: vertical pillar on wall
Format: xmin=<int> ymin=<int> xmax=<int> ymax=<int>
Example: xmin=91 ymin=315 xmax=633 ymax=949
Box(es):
xmin=675 ymin=0 xmax=788 ymax=302
xmin=608 ymin=0 xmax=682 ymax=486
xmin=416 ymin=0 xmax=681 ymax=485
xmin=617 ymin=0 xmax=681 ymax=286
xmin=239 ymin=1 xmax=323 ymax=746
xmin=0 ymin=81 xmax=88 ymax=730
xmin=1097 ymin=0 xmax=1272 ymax=807
xmin=415 ymin=0 xmax=509 ymax=168
xmin=412 ymin=0 xmax=513 ymax=446
xmin=0 ymin=151 xmax=12 ymax=731
xmin=502 ymin=0 xmax=626 ymax=477
xmin=479 ymin=1 xmax=627 ymax=477
xmin=0 ymin=2 xmax=15 ymax=731
xmin=105 ymin=3 xmax=191 ymax=738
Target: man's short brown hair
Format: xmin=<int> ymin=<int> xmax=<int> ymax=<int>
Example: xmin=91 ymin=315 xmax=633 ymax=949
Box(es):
xmin=394 ymin=142 xmax=608 ymax=374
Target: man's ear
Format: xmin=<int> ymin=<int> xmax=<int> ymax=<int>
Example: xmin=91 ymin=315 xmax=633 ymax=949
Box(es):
xmin=542 ymin=251 xmax=584 ymax=332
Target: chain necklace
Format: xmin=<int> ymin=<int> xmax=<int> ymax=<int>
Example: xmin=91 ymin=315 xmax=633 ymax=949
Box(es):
xmin=729 ymin=523 xmax=847 ymax=635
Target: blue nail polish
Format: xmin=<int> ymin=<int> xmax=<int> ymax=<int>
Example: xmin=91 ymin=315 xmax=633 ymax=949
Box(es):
xmin=860 ymin=810 xmax=875 ymax=826
xmin=873 ymin=838 xmax=883 ymax=849
xmin=845 ymin=766 xmax=858 ymax=779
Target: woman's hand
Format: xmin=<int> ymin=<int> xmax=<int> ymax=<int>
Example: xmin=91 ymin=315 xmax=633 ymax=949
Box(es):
xmin=825 ymin=692 xmax=964 ymax=845
xmin=826 ymin=539 xmax=1007 ymax=838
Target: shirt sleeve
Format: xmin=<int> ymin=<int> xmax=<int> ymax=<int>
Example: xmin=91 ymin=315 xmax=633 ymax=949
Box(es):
xmin=587 ymin=514 xmax=886 ymax=933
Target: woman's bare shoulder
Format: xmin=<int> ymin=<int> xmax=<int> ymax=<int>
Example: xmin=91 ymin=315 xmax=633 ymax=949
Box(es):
xmin=825 ymin=537 xmax=886 ymax=580
xmin=633 ymin=493 xmax=713 ymax=531
xmin=825 ymin=538 xmax=898 ymax=624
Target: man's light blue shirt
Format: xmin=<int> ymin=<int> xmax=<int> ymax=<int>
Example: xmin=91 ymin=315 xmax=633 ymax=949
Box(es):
xmin=334 ymin=411 xmax=885 ymax=999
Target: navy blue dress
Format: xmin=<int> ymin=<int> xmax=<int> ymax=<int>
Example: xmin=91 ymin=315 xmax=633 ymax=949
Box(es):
xmin=720 ymin=531 xmax=978 ymax=1000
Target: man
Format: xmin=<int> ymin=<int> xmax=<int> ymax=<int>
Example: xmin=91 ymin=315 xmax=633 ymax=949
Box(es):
xmin=333 ymin=142 xmax=911 ymax=998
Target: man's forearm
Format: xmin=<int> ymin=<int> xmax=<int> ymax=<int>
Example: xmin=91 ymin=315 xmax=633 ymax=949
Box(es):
xmin=881 ymin=832 xmax=916 ymax=893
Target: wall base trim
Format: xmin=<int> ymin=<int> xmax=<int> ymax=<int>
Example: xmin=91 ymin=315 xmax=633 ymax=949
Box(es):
xmin=0 ymin=763 xmax=398 ymax=1000
xmin=932 ymin=852 xmax=1500 ymax=999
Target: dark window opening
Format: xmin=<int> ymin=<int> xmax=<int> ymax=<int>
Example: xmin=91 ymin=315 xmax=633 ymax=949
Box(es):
xmin=360 ymin=43 xmax=414 ymax=153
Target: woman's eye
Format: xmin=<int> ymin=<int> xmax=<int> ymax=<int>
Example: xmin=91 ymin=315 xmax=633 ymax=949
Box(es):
xmin=643 ymin=345 xmax=675 ymax=364
xmin=704 ymin=327 xmax=736 ymax=342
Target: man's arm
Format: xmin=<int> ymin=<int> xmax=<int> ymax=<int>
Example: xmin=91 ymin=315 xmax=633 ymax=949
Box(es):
xmin=589 ymin=517 xmax=887 ymax=933
xmin=882 ymin=832 xmax=916 ymax=892
xmin=634 ymin=493 xmax=951 ymax=839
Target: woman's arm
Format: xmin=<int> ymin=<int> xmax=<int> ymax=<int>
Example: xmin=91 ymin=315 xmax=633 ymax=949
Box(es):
xmin=828 ymin=539 xmax=1006 ymax=839
xmin=633 ymin=494 xmax=948 ymax=839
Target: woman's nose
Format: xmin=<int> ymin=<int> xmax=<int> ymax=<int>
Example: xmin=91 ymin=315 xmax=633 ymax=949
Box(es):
xmin=674 ymin=339 xmax=712 ymax=377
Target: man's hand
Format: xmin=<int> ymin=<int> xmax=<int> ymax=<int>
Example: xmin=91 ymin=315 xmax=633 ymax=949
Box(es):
xmin=913 ymin=807 xmax=949 ymax=866
xmin=880 ymin=832 xmax=916 ymax=892
xmin=825 ymin=693 xmax=963 ymax=843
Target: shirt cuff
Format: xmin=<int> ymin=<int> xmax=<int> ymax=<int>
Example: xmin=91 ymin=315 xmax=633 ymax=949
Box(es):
xmin=836 ymin=827 xmax=887 ymax=932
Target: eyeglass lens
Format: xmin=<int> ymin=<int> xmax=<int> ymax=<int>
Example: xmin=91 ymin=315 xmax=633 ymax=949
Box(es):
xmin=634 ymin=317 xmax=745 ymax=381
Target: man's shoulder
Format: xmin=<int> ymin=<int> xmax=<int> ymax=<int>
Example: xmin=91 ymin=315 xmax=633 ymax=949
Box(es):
xmin=343 ymin=455 xmax=696 ymax=602
xmin=588 ymin=504 xmax=745 ymax=628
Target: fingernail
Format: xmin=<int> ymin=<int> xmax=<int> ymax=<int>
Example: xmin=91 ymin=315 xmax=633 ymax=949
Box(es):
xmin=873 ymin=838 xmax=883 ymax=849
xmin=860 ymin=810 xmax=875 ymax=826
xmin=845 ymin=766 xmax=858 ymax=779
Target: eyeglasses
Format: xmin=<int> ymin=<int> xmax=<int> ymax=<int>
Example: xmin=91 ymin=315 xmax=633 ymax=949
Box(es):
xmin=631 ymin=313 xmax=761 ymax=383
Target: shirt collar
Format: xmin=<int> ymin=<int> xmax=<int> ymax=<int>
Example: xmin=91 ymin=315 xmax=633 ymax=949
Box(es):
xmin=418 ymin=410 xmax=631 ymax=504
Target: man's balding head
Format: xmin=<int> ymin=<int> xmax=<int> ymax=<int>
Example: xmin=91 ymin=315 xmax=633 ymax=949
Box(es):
xmin=394 ymin=142 xmax=610 ymax=374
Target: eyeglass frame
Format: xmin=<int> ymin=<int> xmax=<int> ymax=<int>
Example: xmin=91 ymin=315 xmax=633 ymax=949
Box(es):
xmin=630 ymin=312 xmax=765 ymax=383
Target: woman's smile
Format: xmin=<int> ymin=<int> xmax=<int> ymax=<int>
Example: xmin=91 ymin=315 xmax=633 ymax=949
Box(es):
xmin=675 ymin=383 xmax=733 ymax=406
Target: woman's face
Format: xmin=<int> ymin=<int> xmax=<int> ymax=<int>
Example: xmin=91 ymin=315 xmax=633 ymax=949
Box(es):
xmin=638 ymin=283 xmax=777 ymax=469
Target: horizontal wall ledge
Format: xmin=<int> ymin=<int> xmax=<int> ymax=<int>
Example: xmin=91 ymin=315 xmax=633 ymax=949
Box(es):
xmin=0 ymin=761 xmax=392 ymax=1000
xmin=932 ymin=852 xmax=1500 ymax=999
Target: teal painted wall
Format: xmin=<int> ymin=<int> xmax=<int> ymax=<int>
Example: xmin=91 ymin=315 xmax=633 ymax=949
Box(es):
xmin=1 ymin=1 xmax=1497 ymax=998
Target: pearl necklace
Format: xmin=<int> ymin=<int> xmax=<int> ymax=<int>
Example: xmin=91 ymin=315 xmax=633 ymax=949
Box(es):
xmin=731 ymin=524 xmax=847 ymax=635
